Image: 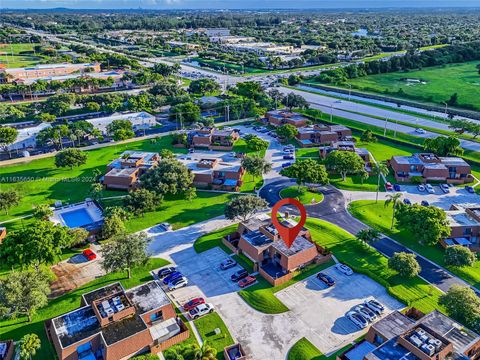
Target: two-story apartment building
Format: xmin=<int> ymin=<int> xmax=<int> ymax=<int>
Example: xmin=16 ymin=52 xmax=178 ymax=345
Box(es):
xmin=188 ymin=127 xmax=240 ymax=150
xmin=223 ymin=214 xmax=330 ymax=285
xmin=390 ymin=153 xmax=472 ymax=184
xmin=338 ymin=309 xmax=480 ymax=360
xmin=442 ymin=203 xmax=480 ymax=251
xmin=45 ymin=281 xmax=189 ymax=360
xmin=103 ymin=151 xmax=160 ymax=190
xmin=265 ymin=110 xmax=309 ymax=128
xmin=296 ymin=124 xmax=353 ymax=147
xmin=176 ymin=152 xmax=245 ymax=191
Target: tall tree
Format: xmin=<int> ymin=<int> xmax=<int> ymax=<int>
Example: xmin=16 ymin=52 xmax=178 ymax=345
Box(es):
xmin=123 ymin=188 xmax=162 ymax=217
xmin=224 ymin=195 xmax=267 ymax=222
xmin=241 ymin=156 xmax=272 ymax=183
xmin=282 ymin=158 xmax=329 ymax=188
xmin=444 ymin=246 xmax=477 ymax=267
xmin=100 ymin=213 xmax=126 ymax=240
xmin=54 ymin=148 xmax=88 ymax=169
xmin=0 ymin=190 xmax=21 ymax=215
xmin=89 ymin=183 xmax=104 ymax=202
xmin=325 ymin=151 xmax=365 ymax=181
xmin=372 ymin=162 xmax=389 ymax=203
xmin=281 ymin=93 xmax=308 ymax=110
xmin=385 ymin=193 xmax=403 ymax=230
xmin=141 ymin=159 xmax=195 ymax=196
xmin=439 ymin=285 xmax=480 ymax=332
xmin=102 ymin=232 xmax=151 ymax=279
xmin=388 ymin=252 xmax=421 ymax=278
xmin=423 ymin=136 xmax=463 ymax=157
xmin=32 ymin=204 xmax=53 ymax=220
xmin=355 ymin=228 xmax=380 ymax=247
xmin=0 ymin=126 xmax=18 ymax=157
xmin=275 ymin=124 xmax=299 ymax=141
xmin=20 ymin=334 xmax=41 ymax=360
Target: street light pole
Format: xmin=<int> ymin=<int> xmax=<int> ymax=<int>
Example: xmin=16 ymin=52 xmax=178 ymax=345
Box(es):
xmin=383 ymin=118 xmax=388 ymax=136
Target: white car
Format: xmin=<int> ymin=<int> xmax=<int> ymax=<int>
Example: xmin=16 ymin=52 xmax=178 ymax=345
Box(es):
xmin=168 ymin=277 xmax=188 ymax=291
xmin=335 ymin=263 xmax=353 ymax=276
xmin=425 ymin=184 xmax=435 ymax=194
xmin=364 ymin=299 xmax=385 ymax=315
xmin=159 ymin=222 xmax=172 ymax=231
xmin=415 ymin=128 xmax=426 ymax=134
xmin=346 ymin=311 xmax=368 ymax=329
xmin=417 ymin=184 xmax=426 ymax=192
xmin=189 ymin=303 xmax=214 ymax=319
xmin=354 ymin=305 xmax=377 ymax=322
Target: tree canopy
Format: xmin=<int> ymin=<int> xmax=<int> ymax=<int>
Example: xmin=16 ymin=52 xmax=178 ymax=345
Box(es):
xmin=281 ymin=158 xmax=329 ymax=187
xmin=54 ymin=148 xmax=88 ymax=169
xmin=444 ymin=245 xmax=477 ymax=267
xmin=224 ymin=195 xmax=267 ymax=222
xmin=123 ymin=188 xmax=162 ymax=216
xmin=423 ymin=136 xmax=463 ymax=157
xmin=439 ymin=285 xmax=480 ymax=333
xmin=276 ymin=124 xmax=299 ymax=141
xmin=388 ymin=252 xmax=421 ymax=278
xmin=324 ymin=151 xmax=365 ymax=181
xmin=141 ymin=159 xmax=195 ymax=196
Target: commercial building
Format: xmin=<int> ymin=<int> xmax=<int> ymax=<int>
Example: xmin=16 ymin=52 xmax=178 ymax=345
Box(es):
xmin=103 ymin=151 xmax=160 ymax=190
xmin=209 ymin=36 xmax=255 ymax=44
xmin=1 ymin=63 xmax=101 ymax=83
xmin=390 ymin=153 xmax=472 ymax=184
xmin=442 ymin=203 xmax=480 ymax=251
xmin=12 ymin=70 xmax=125 ymax=86
xmin=45 ymin=281 xmax=189 ymax=360
xmin=265 ymin=110 xmax=309 ymax=128
xmin=296 ymin=123 xmax=352 ymax=147
xmin=188 ymin=127 xmax=240 ymax=150
xmin=176 ymin=151 xmax=245 ymax=192
xmin=4 ymin=121 xmax=52 ymax=151
xmin=223 ymin=42 xmax=298 ymax=55
xmin=338 ymin=309 xmax=480 ymax=360
xmin=86 ymin=112 xmax=157 ymax=135
xmin=223 ymin=214 xmax=331 ymax=285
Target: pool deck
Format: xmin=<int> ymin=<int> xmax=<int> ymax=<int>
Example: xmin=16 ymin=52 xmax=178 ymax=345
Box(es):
xmin=50 ymin=201 xmax=104 ymax=230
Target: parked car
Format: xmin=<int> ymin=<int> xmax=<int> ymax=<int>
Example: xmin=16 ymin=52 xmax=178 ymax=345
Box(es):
xmin=415 ymin=128 xmax=426 ymax=134
xmin=283 ymin=148 xmax=293 ymax=154
xmin=159 ymin=222 xmax=172 ymax=231
xmin=220 ymin=258 xmax=237 ymax=270
xmin=417 ymin=184 xmax=426 ymax=192
xmin=231 ymin=269 xmax=249 ymax=282
xmin=158 ymin=267 xmax=176 ymax=278
xmin=238 ymin=275 xmax=257 ymax=288
xmin=384 ymin=182 xmax=393 ymax=191
xmin=393 ymin=184 xmax=401 ymax=191
xmin=283 ymin=155 xmax=294 ymax=160
xmin=421 ymin=200 xmax=430 ymax=206
xmin=346 ymin=311 xmax=368 ymax=329
xmin=188 ymin=148 xmax=195 ymax=153
xmin=282 ymin=162 xmax=292 ymax=168
xmin=163 ymin=271 xmax=183 ymax=285
xmin=440 ymin=184 xmax=450 ymax=193
xmin=335 ymin=263 xmax=353 ymax=276
xmin=317 ymin=272 xmax=335 ymax=287
xmin=189 ymin=303 xmax=214 ymax=319
xmin=183 ymin=297 xmax=205 ymax=311
xmin=354 ymin=305 xmax=378 ymax=322
xmin=425 ymin=184 xmax=435 ymax=194
xmin=403 ymin=198 xmax=412 ymax=205
xmin=83 ymin=249 xmax=96 ymax=261
xmin=168 ymin=277 xmax=188 ymax=291
xmin=466 ymin=186 xmax=475 ymax=194
xmin=364 ymin=299 xmax=385 ymax=315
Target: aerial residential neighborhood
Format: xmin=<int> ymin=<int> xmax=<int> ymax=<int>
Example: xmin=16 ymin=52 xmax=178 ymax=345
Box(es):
xmin=1 ymin=3 xmax=480 ymax=360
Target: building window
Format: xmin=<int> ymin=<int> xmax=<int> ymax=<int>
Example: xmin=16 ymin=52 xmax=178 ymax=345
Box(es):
xmin=150 ymin=310 xmax=163 ymax=322
xmin=374 ymin=334 xmax=385 ymax=345
xmin=464 ymin=228 xmax=472 ymax=236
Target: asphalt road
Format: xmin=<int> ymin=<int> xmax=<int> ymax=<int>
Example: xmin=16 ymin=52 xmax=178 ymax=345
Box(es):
xmin=259 ymin=179 xmax=477 ymax=295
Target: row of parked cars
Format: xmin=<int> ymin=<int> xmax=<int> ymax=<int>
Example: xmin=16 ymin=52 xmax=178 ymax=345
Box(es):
xmin=316 ymin=263 xmax=354 ymax=287
xmin=346 ymin=299 xmax=385 ymax=329
xmin=158 ymin=267 xmax=189 ymax=291
xmin=220 ymin=258 xmax=257 ymax=288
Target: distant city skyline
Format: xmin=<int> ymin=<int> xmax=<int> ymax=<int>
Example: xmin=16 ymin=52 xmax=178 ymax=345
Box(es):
xmin=2 ymin=0 xmax=480 ymax=9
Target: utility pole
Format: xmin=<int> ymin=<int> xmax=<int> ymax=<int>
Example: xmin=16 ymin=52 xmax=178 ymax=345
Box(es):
xmin=394 ymin=118 xmax=398 ymax=138
xmin=330 ymin=104 xmax=333 ymax=122
xmin=383 ymin=118 xmax=388 ymax=136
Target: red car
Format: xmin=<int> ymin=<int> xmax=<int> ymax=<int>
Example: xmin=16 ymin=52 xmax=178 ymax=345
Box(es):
xmin=83 ymin=249 xmax=97 ymax=261
xmin=384 ymin=182 xmax=393 ymax=191
xmin=183 ymin=297 xmax=205 ymax=311
xmin=238 ymin=275 xmax=256 ymax=288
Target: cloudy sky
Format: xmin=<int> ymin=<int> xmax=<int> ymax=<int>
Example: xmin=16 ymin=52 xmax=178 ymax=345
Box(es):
xmin=2 ymin=0 xmax=479 ymax=9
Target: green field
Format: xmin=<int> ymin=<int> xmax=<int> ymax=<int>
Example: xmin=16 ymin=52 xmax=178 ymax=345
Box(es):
xmin=0 ymin=43 xmax=44 ymax=68
xmin=0 ymin=258 xmax=170 ymax=359
xmin=280 ymin=186 xmax=324 ymax=204
xmin=326 ymin=61 xmax=480 ymax=111
xmin=349 ymin=200 xmax=480 ymax=289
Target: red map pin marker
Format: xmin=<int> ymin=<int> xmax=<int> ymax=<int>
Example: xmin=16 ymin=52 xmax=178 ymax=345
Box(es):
xmin=271 ymin=198 xmax=307 ymax=249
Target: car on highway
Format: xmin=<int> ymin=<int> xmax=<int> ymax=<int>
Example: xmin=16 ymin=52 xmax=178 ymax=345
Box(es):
xmin=183 ymin=297 xmax=205 ymax=311
xmin=425 ymin=184 xmax=435 ymax=193
xmin=158 ymin=267 xmax=176 ymax=278
xmin=238 ymin=275 xmax=257 ymax=288
xmin=440 ymin=184 xmax=450 ymax=193
xmin=415 ymin=128 xmax=426 ymax=134
xmin=317 ymin=272 xmax=335 ymax=287
xmin=83 ymin=249 xmax=97 ymax=261
xmin=384 ymin=182 xmax=393 ymax=191
xmin=189 ymin=303 xmax=214 ymax=319
xmin=220 ymin=258 xmax=237 ymax=270
xmin=417 ymin=184 xmax=426 ymax=192
xmin=421 ymin=200 xmax=430 ymax=206
xmin=335 ymin=263 xmax=353 ymax=276
xmin=403 ymin=198 xmax=412 ymax=205
xmin=354 ymin=305 xmax=378 ymax=322
xmin=231 ymin=269 xmax=249 ymax=282
xmin=346 ymin=311 xmax=368 ymax=329
xmin=168 ymin=276 xmax=188 ymax=291
xmin=466 ymin=186 xmax=475 ymax=194
xmin=364 ymin=299 xmax=385 ymax=315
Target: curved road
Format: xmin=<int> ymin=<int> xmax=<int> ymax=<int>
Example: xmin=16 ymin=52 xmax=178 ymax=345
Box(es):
xmin=260 ymin=179 xmax=478 ymax=295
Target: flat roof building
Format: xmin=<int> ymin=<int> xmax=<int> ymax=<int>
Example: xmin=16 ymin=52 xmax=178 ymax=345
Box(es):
xmin=441 ymin=203 xmax=480 ymax=251
xmin=1 ymin=63 xmax=101 ymax=83
xmin=265 ymin=110 xmax=309 ymax=128
xmin=188 ymin=127 xmax=240 ymax=150
xmin=86 ymin=112 xmax=157 ymax=135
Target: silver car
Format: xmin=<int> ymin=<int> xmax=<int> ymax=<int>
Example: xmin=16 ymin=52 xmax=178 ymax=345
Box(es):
xmin=346 ymin=311 xmax=368 ymax=329
xmin=354 ymin=305 xmax=377 ymax=322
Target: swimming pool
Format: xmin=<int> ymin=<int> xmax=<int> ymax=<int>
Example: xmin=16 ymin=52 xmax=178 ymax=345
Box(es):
xmin=60 ymin=208 xmax=95 ymax=228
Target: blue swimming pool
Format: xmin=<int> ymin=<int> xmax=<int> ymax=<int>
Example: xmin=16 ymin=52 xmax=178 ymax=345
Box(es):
xmin=61 ymin=208 xmax=95 ymax=228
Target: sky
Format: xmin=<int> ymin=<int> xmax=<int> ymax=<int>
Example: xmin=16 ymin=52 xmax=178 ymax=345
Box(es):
xmin=2 ymin=0 xmax=480 ymax=9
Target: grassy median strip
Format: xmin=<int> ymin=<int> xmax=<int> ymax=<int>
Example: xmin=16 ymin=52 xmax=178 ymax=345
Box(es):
xmin=193 ymin=312 xmax=235 ymax=360
xmin=280 ymin=186 xmax=324 ymax=204
xmin=287 ymin=337 xmax=323 ymax=360
xmin=348 ymin=200 xmax=480 ymax=290
xmin=0 ymin=258 xmax=170 ymax=360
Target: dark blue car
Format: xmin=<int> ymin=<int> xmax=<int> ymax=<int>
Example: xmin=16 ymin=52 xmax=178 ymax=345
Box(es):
xmin=317 ymin=272 xmax=335 ymax=287
xmin=163 ymin=272 xmax=182 ymax=285
xmin=393 ymin=184 xmax=401 ymax=191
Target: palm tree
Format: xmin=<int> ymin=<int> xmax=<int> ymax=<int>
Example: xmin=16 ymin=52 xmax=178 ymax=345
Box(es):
xmin=20 ymin=333 xmax=41 ymax=360
xmin=385 ymin=193 xmax=403 ymax=230
xmin=193 ymin=341 xmax=217 ymax=360
xmin=372 ymin=162 xmax=389 ymax=203
xmin=356 ymin=228 xmax=381 ymax=247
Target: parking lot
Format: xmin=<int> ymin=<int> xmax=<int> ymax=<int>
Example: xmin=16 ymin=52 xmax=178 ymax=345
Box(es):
xmin=275 ymin=266 xmax=404 ymax=355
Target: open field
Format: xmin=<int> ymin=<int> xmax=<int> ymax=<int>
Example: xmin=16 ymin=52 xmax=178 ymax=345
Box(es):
xmin=349 ymin=200 xmax=480 ymax=289
xmin=311 ymin=61 xmax=480 ymax=111
xmin=0 ymin=43 xmax=44 ymax=68
xmin=0 ymin=258 xmax=169 ymax=360
xmin=280 ymin=185 xmax=324 ymax=204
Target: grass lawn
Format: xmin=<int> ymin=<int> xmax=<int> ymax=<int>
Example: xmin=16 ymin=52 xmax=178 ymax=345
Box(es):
xmin=193 ymin=312 xmax=235 ymax=360
xmin=238 ymin=259 xmax=335 ymax=314
xmin=348 ymin=200 xmax=480 ymax=289
xmin=296 ymin=147 xmax=320 ymax=158
xmin=329 ymin=173 xmax=387 ymax=192
xmin=0 ymin=43 xmax=45 ymax=68
xmin=306 ymin=218 xmax=443 ymax=314
xmin=280 ymin=186 xmax=324 ymax=204
xmin=287 ymin=337 xmax=323 ymax=360
xmin=0 ymin=258 xmax=170 ymax=359
xmin=233 ymin=138 xmax=265 ymax=192
xmin=193 ymin=224 xmax=238 ymax=253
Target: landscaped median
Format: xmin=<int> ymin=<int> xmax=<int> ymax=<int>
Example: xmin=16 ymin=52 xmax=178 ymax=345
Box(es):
xmin=348 ymin=200 xmax=480 ymax=290
xmin=279 ymin=185 xmax=324 ymax=205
